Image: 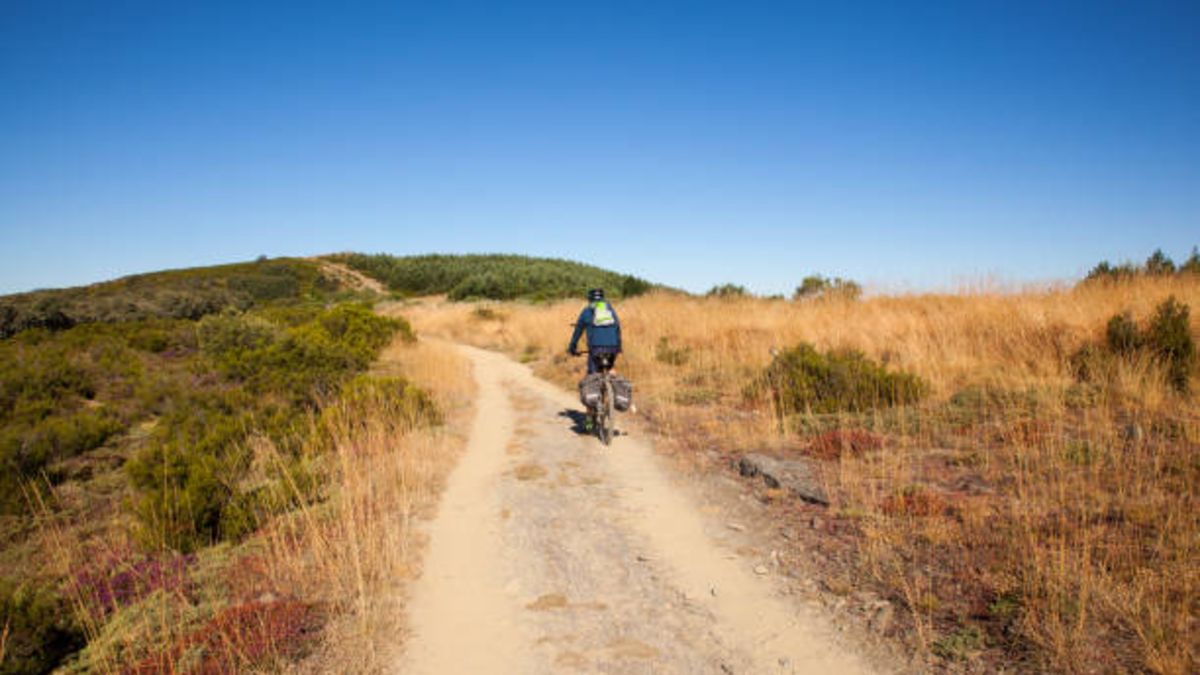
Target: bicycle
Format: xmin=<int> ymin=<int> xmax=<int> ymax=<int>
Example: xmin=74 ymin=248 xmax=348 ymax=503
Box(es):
xmin=576 ymin=351 xmax=617 ymax=445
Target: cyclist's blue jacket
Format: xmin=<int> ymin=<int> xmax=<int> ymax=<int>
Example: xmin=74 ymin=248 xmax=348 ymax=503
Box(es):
xmin=568 ymin=301 xmax=622 ymax=354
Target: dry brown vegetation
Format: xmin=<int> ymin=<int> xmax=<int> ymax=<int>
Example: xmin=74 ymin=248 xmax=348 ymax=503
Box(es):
xmin=402 ymin=277 xmax=1198 ymax=673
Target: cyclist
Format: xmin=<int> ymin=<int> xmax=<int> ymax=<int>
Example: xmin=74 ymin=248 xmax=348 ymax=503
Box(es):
xmin=567 ymin=288 xmax=623 ymax=373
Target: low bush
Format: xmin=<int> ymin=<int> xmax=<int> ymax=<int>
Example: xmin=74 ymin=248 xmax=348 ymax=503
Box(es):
xmin=1072 ymin=296 xmax=1196 ymax=393
xmin=749 ymin=343 xmax=927 ymax=415
xmin=125 ymin=390 xmax=263 ymax=550
xmin=70 ymin=552 xmax=196 ymax=618
xmin=706 ymin=283 xmax=749 ymax=298
xmin=654 ymin=337 xmax=690 ymax=366
xmin=320 ymin=375 xmax=441 ymax=437
xmin=1145 ymin=296 xmax=1196 ymax=392
xmin=793 ymin=274 xmax=862 ymax=301
xmin=880 ymin=486 xmax=950 ymax=518
xmin=0 ymin=580 xmax=86 ymax=675
xmin=807 ymin=429 xmax=885 ymax=459
xmin=1105 ymin=311 xmax=1141 ymax=354
xmin=1 ymin=409 xmax=124 ymax=474
xmin=129 ymin=597 xmax=322 ymax=674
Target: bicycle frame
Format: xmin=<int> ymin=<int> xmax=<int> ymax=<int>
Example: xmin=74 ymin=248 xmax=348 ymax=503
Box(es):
xmin=578 ymin=351 xmax=617 ymax=445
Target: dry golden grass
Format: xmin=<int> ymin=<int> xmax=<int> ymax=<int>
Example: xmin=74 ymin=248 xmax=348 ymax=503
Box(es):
xmin=406 ymin=277 xmax=1198 ymax=673
xmin=277 ymin=335 xmax=472 ymax=673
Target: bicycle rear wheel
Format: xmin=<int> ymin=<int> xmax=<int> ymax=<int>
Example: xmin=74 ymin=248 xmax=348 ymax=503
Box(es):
xmin=599 ymin=378 xmax=615 ymax=445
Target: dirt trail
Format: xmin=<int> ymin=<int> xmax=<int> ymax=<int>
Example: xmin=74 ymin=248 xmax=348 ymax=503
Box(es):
xmin=311 ymin=258 xmax=388 ymax=294
xmin=398 ymin=345 xmax=873 ymax=674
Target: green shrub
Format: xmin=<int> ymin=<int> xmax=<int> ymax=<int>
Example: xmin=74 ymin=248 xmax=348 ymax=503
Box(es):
xmin=1073 ymin=296 xmax=1196 ymax=393
xmin=197 ymin=304 xmax=402 ymax=402
xmin=125 ymin=392 xmax=256 ymax=550
xmin=331 ymin=253 xmax=654 ymax=301
xmin=197 ymin=312 xmax=280 ymax=381
xmin=23 ymin=410 xmax=124 ymax=465
xmin=0 ymin=329 xmax=139 ymax=512
xmin=1145 ymin=296 xmax=1196 ymax=392
xmin=706 ymin=283 xmax=748 ymax=298
xmin=654 ymin=337 xmax=690 ymax=366
xmin=794 ymin=274 xmax=862 ymax=301
xmin=1105 ymin=311 xmax=1142 ymax=355
xmin=1181 ymin=247 xmax=1200 ymax=275
xmin=1144 ymin=248 xmax=1176 ymax=276
xmin=125 ymin=303 xmax=405 ymax=550
xmin=750 ymin=343 xmax=927 ymax=414
xmin=931 ymin=624 xmax=984 ymax=661
xmin=0 ymin=580 xmax=85 ymax=675
xmin=320 ymin=375 xmax=441 ymax=443
xmin=1067 ymin=343 xmax=1112 ymax=386
xmin=0 ymin=291 xmax=413 ymax=550
xmin=620 ymin=275 xmax=652 ymax=297
xmin=1081 ymin=246 xmax=1200 ymax=283
xmin=1084 ymin=260 xmax=1138 ymax=283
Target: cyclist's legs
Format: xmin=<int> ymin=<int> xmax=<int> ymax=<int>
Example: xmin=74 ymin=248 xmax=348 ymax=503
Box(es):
xmin=588 ymin=351 xmax=618 ymax=374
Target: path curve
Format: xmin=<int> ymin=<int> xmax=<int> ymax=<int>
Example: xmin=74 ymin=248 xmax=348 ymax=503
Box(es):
xmin=398 ymin=345 xmax=873 ymax=674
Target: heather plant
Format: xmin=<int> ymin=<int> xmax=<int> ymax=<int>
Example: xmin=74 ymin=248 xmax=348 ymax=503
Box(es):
xmin=70 ymin=552 xmax=196 ymax=619
xmin=128 ymin=597 xmax=322 ymax=674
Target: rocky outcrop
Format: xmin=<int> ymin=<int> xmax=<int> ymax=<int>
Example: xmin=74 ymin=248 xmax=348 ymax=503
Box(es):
xmin=737 ymin=453 xmax=828 ymax=505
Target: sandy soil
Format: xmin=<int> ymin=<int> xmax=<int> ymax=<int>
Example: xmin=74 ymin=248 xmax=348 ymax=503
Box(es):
xmin=397 ymin=345 xmax=875 ymax=674
xmin=311 ymin=258 xmax=388 ymax=294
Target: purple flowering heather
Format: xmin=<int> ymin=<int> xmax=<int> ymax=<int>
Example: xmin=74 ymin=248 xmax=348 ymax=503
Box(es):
xmin=71 ymin=552 xmax=196 ymax=616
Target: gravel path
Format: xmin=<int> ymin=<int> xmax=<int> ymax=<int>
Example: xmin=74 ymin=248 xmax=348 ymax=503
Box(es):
xmin=397 ymin=345 xmax=873 ymax=674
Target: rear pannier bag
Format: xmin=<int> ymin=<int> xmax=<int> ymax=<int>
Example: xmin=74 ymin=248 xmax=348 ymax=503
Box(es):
xmin=613 ymin=376 xmax=633 ymax=412
xmin=579 ymin=373 xmax=604 ymax=408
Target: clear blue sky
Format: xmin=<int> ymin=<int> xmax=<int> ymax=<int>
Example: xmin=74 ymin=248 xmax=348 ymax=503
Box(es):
xmin=2 ymin=1 xmax=1197 ymax=295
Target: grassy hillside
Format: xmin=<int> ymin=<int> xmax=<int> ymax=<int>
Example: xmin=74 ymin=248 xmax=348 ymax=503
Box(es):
xmin=405 ymin=275 xmax=1199 ymax=673
xmin=0 ymin=258 xmax=364 ymax=339
xmin=0 ymin=258 xmax=455 ymax=673
xmin=327 ymin=253 xmax=653 ymax=301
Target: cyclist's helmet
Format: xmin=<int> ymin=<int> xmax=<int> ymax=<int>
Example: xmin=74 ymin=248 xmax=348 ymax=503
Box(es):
xmin=587 ymin=288 xmax=605 ymax=302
